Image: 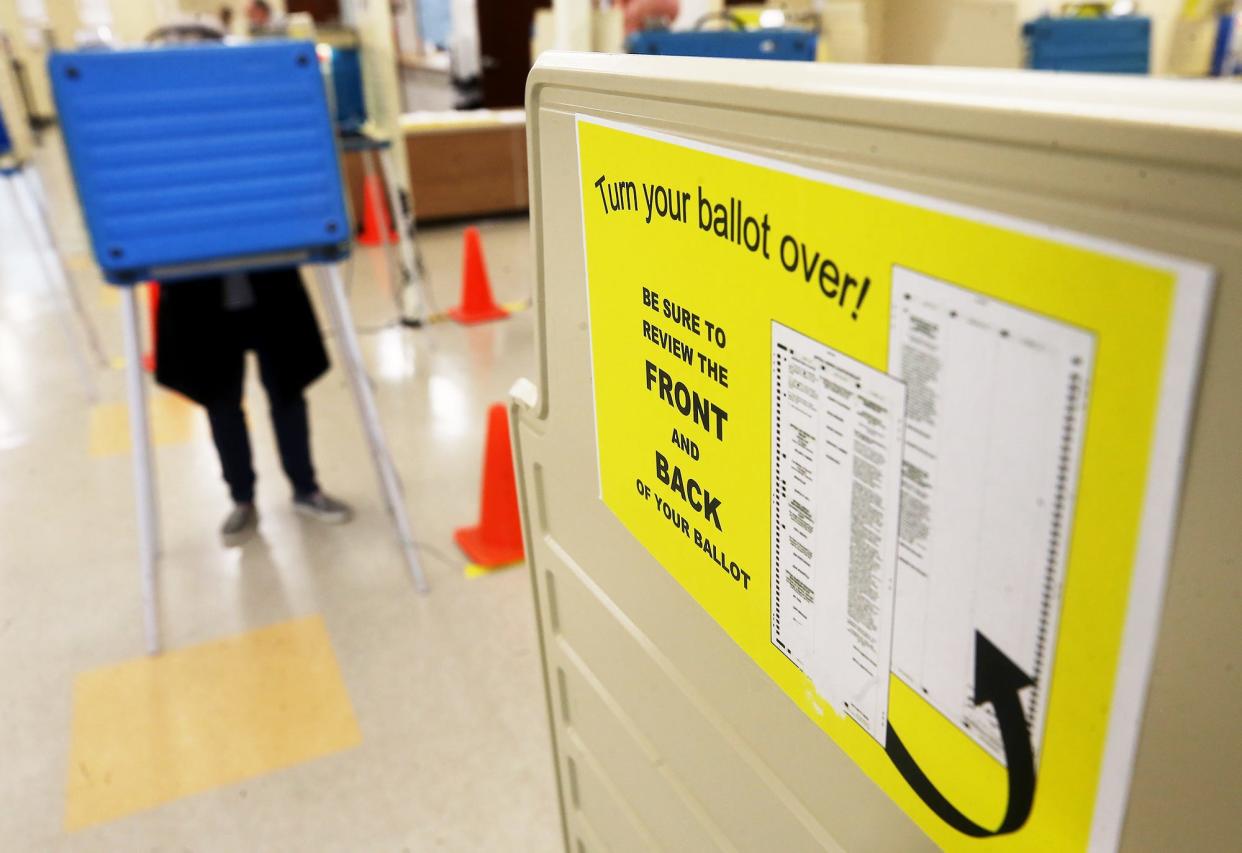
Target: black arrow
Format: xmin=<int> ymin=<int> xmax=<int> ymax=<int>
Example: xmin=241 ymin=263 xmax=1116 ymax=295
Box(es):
xmin=885 ymin=631 xmax=1037 ymax=837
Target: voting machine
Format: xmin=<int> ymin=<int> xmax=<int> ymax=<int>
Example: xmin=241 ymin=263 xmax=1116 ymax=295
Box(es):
xmin=50 ymin=41 xmax=428 ymax=654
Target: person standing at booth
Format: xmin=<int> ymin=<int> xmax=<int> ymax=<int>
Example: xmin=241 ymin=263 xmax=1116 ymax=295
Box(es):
xmin=141 ymin=17 xmax=349 ymax=546
xmin=155 ymin=269 xmax=353 ymax=545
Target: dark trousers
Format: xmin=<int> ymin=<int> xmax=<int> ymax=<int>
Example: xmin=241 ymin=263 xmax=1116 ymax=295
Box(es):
xmin=205 ymin=352 xmax=319 ymax=504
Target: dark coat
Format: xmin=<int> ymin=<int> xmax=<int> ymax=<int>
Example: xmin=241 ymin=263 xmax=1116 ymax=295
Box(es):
xmin=154 ymin=267 xmax=329 ymax=407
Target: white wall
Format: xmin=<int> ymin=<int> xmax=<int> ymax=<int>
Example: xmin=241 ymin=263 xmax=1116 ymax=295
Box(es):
xmin=345 ymin=0 xmax=411 ymax=183
xmin=670 ymin=0 xmax=873 ymax=34
xmin=673 ymin=0 xmax=722 ymax=30
xmin=1136 ymin=0 xmax=1187 ymax=75
xmin=5 ymin=0 xmax=56 ymax=114
xmin=883 ymin=0 xmax=1022 ymax=67
xmin=105 ymin=0 xmax=162 ymax=44
xmin=449 ymin=0 xmax=478 ymax=77
xmin=393 ymin=0 xmax=422 ymax=56
xmin=1 ymin=0 xmax=38 ymax=152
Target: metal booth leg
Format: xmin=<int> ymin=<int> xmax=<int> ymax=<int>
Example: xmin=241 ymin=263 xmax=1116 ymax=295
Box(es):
xmin=120 ymin=286 xmax=162 ymax=654
xmin=374 ymin=145 xmax=427 ymax=325
xmin=6 ymin=173 xmax=100 ymax=402
xmin=19 ymin=169 xmax=110 ymax=368
xmin=313 ymin=263 xmax=430 ymax=593
xmin=361 ymin=148 xmax=407 ymax=324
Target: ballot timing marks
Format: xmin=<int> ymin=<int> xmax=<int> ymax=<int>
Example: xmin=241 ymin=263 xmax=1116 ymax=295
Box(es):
xmin=885 ymin=631 xmax=1038 ymax=838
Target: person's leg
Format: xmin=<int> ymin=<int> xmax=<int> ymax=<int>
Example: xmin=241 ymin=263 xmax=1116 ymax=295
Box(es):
xmin=205 ymin=369 xmax=259 ymax=543
xmin=252 ymin=338 xmax=318 ymax=494
xmin=256 ymin=351 xmax=351 ymax=523
xmin=206 ymin=398 xmax=256 ymax=504
xmin=267 ymin=392 xmax=319 ymax=497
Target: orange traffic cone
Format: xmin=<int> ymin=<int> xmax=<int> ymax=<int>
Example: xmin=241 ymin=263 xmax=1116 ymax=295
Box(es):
xmin=448 ymin=226 xmax=508 ymax=324
xmin=455 ymin=404 xmax=524 ymax=567
xmin=142 ymin=282 xmax=159 ymax=373
xmin=357 ymin=172 xmax=396 ymax=246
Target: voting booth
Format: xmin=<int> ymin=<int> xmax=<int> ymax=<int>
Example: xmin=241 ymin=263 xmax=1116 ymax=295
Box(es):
xmin=513 ymin=53 xmax=1241 ymax=851
xmin=51 ymin=42 xmax=428 ymax=654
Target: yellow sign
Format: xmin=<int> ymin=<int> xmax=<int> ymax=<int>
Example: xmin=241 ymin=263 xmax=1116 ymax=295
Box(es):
xmin=577 ymin=116 xmax=1211 ymax=850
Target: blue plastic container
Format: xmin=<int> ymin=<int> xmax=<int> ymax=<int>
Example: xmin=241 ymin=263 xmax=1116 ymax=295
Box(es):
xmin=1023 ymin=16 xmax=1150 ymax=74
xmin=0 ymin=103 xmax=11 ymax=158
xmin=50 ymin=41 xmax=350 ymax=285
xmin=329 ymin=44 xmax=367 ymax=134
xmin=1210 ymin=14 xmax=1240 ymax=76
xmin=628 ymin=29 xmax=817 ymax=62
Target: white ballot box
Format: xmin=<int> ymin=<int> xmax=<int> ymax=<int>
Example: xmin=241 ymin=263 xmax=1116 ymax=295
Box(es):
xmin=512 ymin=53 xmax=1242 ymax=851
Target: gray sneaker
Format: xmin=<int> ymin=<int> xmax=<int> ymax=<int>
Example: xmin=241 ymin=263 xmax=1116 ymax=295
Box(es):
xmin=221 ymin=503 xmax=258 ymax=546
xmin=293 ymin=491 xmax=353 ymax=524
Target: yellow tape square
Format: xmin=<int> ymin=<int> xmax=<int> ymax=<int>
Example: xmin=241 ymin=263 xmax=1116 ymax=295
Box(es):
xmin=88 ymin=391 xmax=197 ymax=457
xmin=65 ymin=615 xmax=361 ymax=830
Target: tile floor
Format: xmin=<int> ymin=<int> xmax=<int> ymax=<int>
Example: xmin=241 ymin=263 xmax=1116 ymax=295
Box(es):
xmin=0 ymin=136 xmax=562 ymax=851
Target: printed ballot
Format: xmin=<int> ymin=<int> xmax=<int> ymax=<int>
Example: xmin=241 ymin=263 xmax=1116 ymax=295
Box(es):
xmin=576 ymin=115 xmax=1211 ymax=850
xmin=771 ymin=322 xmax=905 ymax=743
xmin=888 ymin=268 xmax=1095 ymax=764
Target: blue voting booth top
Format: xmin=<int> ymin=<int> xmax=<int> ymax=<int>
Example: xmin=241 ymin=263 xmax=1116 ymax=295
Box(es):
xmin=50 ymin=41 xmax=351 ymax=286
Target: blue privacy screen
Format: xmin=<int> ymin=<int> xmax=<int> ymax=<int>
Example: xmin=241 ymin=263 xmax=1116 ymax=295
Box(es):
xmin=50 ymin=41 xmax=351 ymax=285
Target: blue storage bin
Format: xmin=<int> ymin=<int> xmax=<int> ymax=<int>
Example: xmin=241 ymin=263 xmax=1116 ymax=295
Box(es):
xmin=329 ymin=44 xmax=367 ymax=134
xmin=49 ymin=41 xmax=350 ymax=285
xmin=0 ymin=104 xmax=11 ymax=158
xmin=1024 ymin=16 xmax=1150 ymax=74
xmin=627 ymin=29 xmax=817 ymax=62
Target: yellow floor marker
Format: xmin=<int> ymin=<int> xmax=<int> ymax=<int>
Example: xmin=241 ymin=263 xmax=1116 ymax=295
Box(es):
xmin=66 ymin=252 xmax=95 ymax=272
xmin=65 ymin=615 xmax=361 ymax=830
xmin=464 ymin=562 xmax=520 ymax=579
xmin=89 ymin=390 xmax=197 ymax=457
xmin=425 ymin=297 xmax=533 ymax=325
